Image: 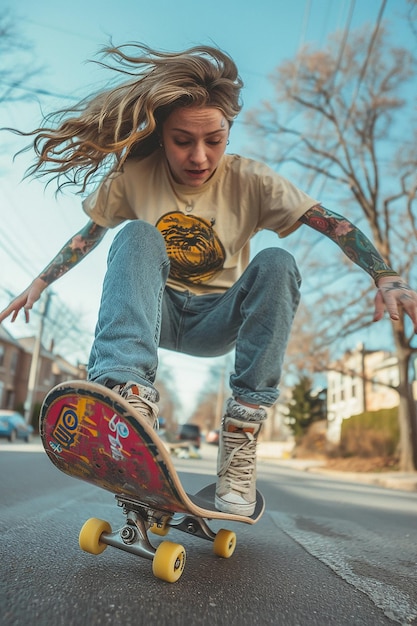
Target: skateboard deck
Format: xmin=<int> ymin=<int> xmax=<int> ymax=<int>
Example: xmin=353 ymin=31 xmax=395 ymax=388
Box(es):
xmin=40 ymin=380 xmax=264 ymax=582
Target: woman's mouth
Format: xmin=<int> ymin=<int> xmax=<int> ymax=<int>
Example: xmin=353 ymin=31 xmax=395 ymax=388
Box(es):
xmin=186 ymin=169 xmax=207 ymax=176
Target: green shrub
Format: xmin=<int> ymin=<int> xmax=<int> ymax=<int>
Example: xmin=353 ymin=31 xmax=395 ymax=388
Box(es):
xmin=340 ymin=407 xmax=399 ymax=457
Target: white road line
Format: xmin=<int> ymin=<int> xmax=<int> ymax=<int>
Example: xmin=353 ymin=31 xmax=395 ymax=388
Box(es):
xmin=270 ymin=511 xmax=417 ymax=624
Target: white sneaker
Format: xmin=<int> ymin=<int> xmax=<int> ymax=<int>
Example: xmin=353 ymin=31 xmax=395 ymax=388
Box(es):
xmin=112 ymin=381 xmax=159 ymax=429
xmin=215 ymin=398 xmax=266 ymax=516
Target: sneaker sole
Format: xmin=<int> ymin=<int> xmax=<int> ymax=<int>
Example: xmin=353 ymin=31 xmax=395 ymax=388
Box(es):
xmin=214 ymin=494 xmax=256 ymax=517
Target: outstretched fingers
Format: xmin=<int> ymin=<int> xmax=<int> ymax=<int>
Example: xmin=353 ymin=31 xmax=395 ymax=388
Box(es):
xmin=374 ymin=280 xmax=417 ymax=333
xmin=0 ymin=279 xmax=47 ymax=325
xmin=0 ymin=295 xmax=30 ymax=324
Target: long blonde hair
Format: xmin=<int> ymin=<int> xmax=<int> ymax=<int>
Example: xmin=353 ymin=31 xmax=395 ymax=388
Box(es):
xmin=14 ymin=43 xmax=243 ymax=192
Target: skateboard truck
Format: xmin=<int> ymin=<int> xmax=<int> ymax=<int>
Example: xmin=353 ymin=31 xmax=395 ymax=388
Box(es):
xmin=116 ymin=495 xmax=218 ymax=542
xmin=103 ymin=508 xmax=156 ymax=560
xmin=79 ymin=497 xmax=187 ymax=583
xmin=168 ymin=514 xmax=217 ymax=542
xmin=77 ymin=495 xmax=237 ymax=582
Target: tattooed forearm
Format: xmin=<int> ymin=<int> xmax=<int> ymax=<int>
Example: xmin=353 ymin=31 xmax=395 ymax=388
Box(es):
xmin=39 ymin=221 xmax=107 ymax=285
xmin=300 ymin=205 xmax=399 ymax=284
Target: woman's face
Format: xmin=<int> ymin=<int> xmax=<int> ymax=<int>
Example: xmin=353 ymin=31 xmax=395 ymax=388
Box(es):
xmin=161 ymin=106 xmax=230 ymax=186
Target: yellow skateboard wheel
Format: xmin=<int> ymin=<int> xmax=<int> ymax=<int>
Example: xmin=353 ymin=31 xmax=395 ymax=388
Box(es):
xmin=79 ymin=518 xmax=111 ymax=555
xmin=213 ymin=529 xmax=236 ymax=558
xmin=152 ymin=541 xmax=186 ymax=583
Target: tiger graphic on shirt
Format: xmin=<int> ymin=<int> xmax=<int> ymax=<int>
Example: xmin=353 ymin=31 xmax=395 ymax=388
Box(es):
xmin=156 ymin=212 xmax=225 ymax=285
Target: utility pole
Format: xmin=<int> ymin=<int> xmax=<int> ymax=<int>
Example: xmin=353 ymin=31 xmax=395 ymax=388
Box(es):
xmin=24 ymin=290 xmax=51 ymax=424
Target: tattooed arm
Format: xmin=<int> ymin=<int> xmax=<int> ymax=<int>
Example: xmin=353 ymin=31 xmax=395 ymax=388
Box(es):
xmin=0 ymin=220 xmax=107 ymax=324
xmin=299 ymin=205 xmax=417 ymax=332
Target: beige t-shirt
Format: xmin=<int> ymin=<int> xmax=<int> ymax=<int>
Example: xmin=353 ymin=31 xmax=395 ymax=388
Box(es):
xmin=82 ymin=150 xmax=318 ymax=294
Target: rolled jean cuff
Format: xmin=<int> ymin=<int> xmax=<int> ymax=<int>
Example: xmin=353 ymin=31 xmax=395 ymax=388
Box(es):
xmin=230 ymin=384 xmax=279 ymax=407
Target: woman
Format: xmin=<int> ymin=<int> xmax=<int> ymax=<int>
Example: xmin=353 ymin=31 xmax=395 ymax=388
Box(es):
xmin=1 ymin=43 xmax=416 ymax=516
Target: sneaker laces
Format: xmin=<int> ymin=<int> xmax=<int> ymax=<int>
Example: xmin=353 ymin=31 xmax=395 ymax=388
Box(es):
xmin=218 ymin=429 xmax=257 ymax=496
xmin=113 ymin=382 xmax=159 ymax=429
xmin=126 ymin=395 xmax=157 ymax=427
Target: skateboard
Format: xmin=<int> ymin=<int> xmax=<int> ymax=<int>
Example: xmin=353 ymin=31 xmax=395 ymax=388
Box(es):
xmin=39 ymin=380 xmax=265 ymax=583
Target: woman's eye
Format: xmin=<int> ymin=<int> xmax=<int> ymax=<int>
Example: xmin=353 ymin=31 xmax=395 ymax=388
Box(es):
xmin=172 ymin=138 xmax=223 ymax=147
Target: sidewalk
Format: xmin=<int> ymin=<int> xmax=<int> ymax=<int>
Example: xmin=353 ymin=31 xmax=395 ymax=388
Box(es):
xmin=5 ymin=437 xmax=416 ymax=494
xmin=257 ymin=442 xmax=417 ymax=493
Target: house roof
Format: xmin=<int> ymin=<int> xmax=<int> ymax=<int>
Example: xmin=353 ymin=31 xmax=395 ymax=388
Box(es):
xmin=0 ymin=325 xmax=21 ymax=347
xmin=17 ymin=336 xmax=55 ymax=359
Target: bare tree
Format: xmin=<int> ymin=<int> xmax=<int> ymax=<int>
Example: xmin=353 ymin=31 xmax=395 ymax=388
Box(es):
xmin=0 ymin=10 xmax=42 ymax=107
xmin=246 ymin=24 xmax=417 ymax=470
xmin=189 ymin=392 xmax=219 ymax=432
xmin=0 ymin=11 xmax=95 ymax=369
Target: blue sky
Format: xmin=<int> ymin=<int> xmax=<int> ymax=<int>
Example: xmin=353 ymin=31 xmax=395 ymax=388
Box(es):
xmin=0 ymin=0 xmax=415 ymax=414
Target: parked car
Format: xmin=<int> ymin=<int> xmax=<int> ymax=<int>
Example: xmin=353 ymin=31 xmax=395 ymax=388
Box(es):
xmin=206 ymin=429 xmax=220 ymax=445
xmin=0 ymin=411 xmax=34 ymax=443
xmin=177 ymin=424 xmax=201 ymax=449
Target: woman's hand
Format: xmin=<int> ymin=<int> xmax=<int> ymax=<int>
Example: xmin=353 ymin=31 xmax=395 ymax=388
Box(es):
xmin=373 ymin=276 xmax=417 ymax=333
xmin=0 ymin=221 xmax=107 ymax=326
xmin=0 ymin=278 xmax=48 ymax=324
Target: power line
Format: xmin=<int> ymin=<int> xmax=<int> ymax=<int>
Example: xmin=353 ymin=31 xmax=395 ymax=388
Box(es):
xmin=0 ymin=181 xmax=48 ymax=274
xmin=0 ymin=81 xmax=77 ymax=101
xmin=304 ymin=0 xmax=356 ymax=194
xmin=342 ymin=0 xmax=387 ymax=132
xmin=0 ymin=227 xmax=35 ymax=280
xmin=21 ymin=17 xmax=98 ymax=44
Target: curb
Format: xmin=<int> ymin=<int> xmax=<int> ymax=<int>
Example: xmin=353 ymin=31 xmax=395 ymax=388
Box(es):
xmin=257 ymin=451 xmax=417 ymax=493
xmin=307 ymin=466 xmax=417 ymax=492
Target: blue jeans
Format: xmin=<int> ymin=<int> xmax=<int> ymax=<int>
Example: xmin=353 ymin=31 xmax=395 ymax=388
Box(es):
xmin=88 ymin=221 xmax=301 ymax=406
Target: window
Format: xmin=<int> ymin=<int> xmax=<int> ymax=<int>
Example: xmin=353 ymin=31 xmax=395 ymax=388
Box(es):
xmin=10 ymin=351 xmax=18 ymax=375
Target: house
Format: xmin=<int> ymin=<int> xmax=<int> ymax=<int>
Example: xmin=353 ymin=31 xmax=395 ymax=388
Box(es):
xmin=0 ymin=329 xmax=86 ymax=417
xmin=326 ymin=342 xmax=408 ymax=444
xmin=0 ymin=325 xmax=22 ymax=410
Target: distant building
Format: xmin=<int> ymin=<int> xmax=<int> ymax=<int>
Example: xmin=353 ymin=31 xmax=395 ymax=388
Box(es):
xmin=0 ymin=328 xmax=86 ymax=415
xmin=263 ymin=397 xmax=294 ymax=442
xmin=0 ymin=325 xmax=22 ymax=410
xmin=326 ymin=342 xmax=413 ymax=443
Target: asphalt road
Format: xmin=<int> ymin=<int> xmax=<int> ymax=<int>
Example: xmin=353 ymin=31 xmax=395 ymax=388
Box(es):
xmin=1 ymin=439 xmax=417 ymax=626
